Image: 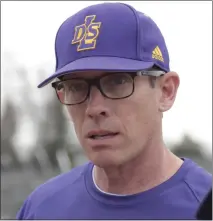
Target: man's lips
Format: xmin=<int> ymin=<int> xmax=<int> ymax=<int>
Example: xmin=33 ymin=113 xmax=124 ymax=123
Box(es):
xmin=86 ymin=130 xmax=119 ymax=140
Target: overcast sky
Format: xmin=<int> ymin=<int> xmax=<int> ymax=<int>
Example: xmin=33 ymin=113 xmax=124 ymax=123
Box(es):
xmin=1 ymin=1 xmax=212 ymax=154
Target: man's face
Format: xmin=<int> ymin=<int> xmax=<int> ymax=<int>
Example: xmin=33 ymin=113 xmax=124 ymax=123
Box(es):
xmin=63 ymin=71 xmax=178 ymax=168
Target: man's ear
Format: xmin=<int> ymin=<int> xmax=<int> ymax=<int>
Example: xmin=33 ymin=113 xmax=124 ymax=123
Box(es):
xmin=158 ymin=72 xmax=180 ymax=112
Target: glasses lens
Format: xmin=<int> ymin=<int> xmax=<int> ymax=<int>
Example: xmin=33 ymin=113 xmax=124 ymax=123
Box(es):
xmin=100 ymin=73 xmax=134 ymax=99
xmin=55 ymin=79 xmax=88 ymax=105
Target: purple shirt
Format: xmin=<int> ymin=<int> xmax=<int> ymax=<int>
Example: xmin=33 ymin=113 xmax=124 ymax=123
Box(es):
xmin=16 ymin=158 xmax=212 ymax=219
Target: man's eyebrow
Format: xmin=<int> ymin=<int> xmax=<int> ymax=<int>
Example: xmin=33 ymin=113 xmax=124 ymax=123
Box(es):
xmin=61 ymin=74 xmax=79 ymax=80
xmin=61 ymin=72 xmax=114 ymax=80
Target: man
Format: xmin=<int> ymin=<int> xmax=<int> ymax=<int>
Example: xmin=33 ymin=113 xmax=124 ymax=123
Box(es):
xmin=17 ymin=2 xmax=212 ymax=220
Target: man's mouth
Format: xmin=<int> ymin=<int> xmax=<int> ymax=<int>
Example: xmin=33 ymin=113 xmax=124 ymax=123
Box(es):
xmin=87 ymin=131 xmax=119 ymax=140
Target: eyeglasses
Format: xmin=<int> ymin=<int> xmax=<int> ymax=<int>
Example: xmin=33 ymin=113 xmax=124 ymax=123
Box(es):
xmin=51 ymin=70 xmax=165 ymax=106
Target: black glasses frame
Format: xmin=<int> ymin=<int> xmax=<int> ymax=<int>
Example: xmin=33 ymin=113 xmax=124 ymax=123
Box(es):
xmin=51 ymin=70 xmax=166 ymax=106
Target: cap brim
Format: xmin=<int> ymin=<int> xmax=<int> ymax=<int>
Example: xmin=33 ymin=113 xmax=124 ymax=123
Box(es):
xmin=37 ymin=56 xmax=154 ymax=88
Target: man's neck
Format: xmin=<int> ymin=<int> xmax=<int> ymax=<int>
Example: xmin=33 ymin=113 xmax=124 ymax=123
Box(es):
xmin=93 ymin=144 xmax=183 ymax=195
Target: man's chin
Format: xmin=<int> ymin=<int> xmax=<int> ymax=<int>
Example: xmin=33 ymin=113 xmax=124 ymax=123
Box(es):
xmin=89 ymin=155 xmax=122 ymax=168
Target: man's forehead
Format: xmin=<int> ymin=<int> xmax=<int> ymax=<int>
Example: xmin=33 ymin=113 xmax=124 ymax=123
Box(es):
xmin=62 ymin=71 xmax=106 ymax=80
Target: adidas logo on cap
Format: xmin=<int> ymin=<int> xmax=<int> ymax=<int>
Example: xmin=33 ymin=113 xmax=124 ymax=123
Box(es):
xmin=152 ymin=46 xmax=164 ymax=62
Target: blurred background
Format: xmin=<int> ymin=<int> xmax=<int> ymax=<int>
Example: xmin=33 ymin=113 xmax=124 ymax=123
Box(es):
xmin=1 ymin=1 xmax=212 ymax=219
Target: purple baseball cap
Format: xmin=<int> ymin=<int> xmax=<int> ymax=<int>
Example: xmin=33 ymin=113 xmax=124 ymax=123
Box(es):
xmin=38 ymin=2 xmax=170 ymax=88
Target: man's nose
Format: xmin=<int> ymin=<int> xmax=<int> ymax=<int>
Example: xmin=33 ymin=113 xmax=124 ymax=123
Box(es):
xmin=85 ymin=87 xmax=110 ymax=119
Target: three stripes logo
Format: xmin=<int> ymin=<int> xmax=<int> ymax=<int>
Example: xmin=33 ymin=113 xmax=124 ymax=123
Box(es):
xmin=152 ymin=46 xmax=164 ymax=62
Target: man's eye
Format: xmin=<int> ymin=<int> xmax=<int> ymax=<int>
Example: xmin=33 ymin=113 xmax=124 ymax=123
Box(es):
xmin=68 ymin=84 xmax=86 ymax=92
xmin=109 ymin=76 xmax=130 ymax=85
xmin=56 ymin=84 xmax=64 ymax=91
